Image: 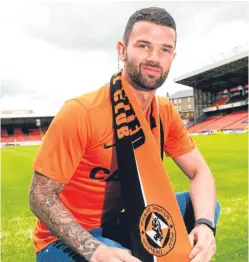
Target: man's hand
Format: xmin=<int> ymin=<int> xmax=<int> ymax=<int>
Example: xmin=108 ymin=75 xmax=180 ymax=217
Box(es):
xmin=91 ymin=245 xmax=142 ymax=262
xmin=188 ymin=224 xmax=216 ymax=262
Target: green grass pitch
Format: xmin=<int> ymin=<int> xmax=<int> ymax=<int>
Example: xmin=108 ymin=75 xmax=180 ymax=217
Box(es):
xmin=1 ymin=134 xmax=248 ymax=261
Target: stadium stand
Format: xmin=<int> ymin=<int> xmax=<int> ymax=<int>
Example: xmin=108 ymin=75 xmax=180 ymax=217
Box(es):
xmin=1 ymin=110 xmax=52 ymax=146
xmin=174 ymin=45 xmax=248 ymax=134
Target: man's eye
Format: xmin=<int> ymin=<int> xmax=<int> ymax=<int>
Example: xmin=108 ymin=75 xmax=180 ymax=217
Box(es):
xmin=139 ymin=44 xmax=149 ymax=49
xmin=163 ymin=48 xmax=169 ymax=53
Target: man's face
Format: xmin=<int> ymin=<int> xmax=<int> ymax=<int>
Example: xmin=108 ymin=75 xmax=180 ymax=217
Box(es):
xmin=124 ymin=21 xmax=176 ymax=90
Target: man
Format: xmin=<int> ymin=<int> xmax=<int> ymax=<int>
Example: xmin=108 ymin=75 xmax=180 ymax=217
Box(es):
xmin=29 ymin=7 xmax=220 ymax=262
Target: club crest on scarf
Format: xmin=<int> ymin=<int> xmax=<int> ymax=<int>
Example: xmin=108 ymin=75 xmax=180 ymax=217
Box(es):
xmin=139 ymin=205 xmax=176 ymax=257
xmin=111 ymin=72 xmax=145 ymax=149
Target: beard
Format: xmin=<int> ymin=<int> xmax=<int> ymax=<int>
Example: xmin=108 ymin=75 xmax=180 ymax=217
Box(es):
xmin=125 ymin=58 xmax=169 ymax=91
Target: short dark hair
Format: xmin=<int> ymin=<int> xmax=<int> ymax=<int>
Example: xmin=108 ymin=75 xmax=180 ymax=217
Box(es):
xmin=123 ymin=7 xmax=177 ymax=46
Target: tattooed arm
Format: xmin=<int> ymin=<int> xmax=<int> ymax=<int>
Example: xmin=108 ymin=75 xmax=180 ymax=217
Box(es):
xmin=29 ymin=171 xmax=103 ymax=261
xmin=29 ymin=171 xmax=141 ymax=262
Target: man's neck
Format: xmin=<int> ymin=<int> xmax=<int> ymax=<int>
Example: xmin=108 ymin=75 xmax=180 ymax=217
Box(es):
xmin=122 ymin=70 xmax=156 ymax=114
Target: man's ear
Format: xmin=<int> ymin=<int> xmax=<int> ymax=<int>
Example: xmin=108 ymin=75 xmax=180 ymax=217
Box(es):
xmin=117 ymin=41 xmax=127 ymax=62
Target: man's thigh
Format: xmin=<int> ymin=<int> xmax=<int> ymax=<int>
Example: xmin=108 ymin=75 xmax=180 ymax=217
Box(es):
xmin=36 ymin=241 xmax=86 ymax=262
xmin=175 ymin=191 xmax=221 ymax=233
xmin=176 ymin=191 xmax=220 ymax=223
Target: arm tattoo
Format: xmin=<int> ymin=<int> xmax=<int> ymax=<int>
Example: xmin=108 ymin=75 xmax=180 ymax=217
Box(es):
xmin=29 ymin=171 xmax=102 ymax=261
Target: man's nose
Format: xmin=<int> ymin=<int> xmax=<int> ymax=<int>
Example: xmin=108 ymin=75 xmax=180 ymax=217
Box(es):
xmin=145 ymin=48 xmax=160 ymax=65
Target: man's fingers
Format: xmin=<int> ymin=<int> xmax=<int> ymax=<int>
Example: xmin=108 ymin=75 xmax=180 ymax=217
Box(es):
xmin=191 ymin=245 xmax=210 ymax=262
xmin=122 ymin=249 xmax=132 ymax=255
xmin=204 ymin=253 xmax=213 ymax=262
xmin=190 ymin=238 xmax=215 ymax=261
xmin=116 ymin=250 xmax=142 ymax=262
xmin=188 ymin=226 xmax=217 ymax=261
xmin=188 ymin=232 xmax=195 ymax=247
xmin=121 ymin=255 xmax=142 ymax=262
xmin=129 ymin=257 xmax=142 ymax=262
xmin=190 ymin=247 xmax=209 ymax=262
xmin=189 ymin=242 xmax=205 ymax=260
xmin=204 ymin=242 xmax=217 ymax=262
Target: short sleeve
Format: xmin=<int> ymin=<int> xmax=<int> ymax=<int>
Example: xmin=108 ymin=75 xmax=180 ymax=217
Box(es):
xmin=164 ymin=101 xmax=195 ymax=158
xmin=32 ymin=99 xmax=89 ymax=184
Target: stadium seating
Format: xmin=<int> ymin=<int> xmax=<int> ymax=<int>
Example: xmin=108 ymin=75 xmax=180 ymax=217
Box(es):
xmin=12 ymin=128 xmax=27 ymax=142
xmin=225 ymin=116 xmax=248 ymax=130
xmin=187 ymin=116 xmax=222 ymax=133
xmin=14 ymin=128 xmax=24 ymax=136
xmin=1 ymin=137 xmax=13 ymax=143
xmin=1 ymin=127 xmax=46 ymax=142
xmin=189 ymin=111 xmax=248 ymax=132
xmin=211 ymin=97 xmax=229 ymax=107
xmin=29 ymin=129 xmax=42 ymax=141
xmin=1 ymin=129 xmax=9 ymax=137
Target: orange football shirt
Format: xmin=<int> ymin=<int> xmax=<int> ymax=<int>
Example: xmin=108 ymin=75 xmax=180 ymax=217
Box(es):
xmin=32 ymin=79 xmax=195 ymax=253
